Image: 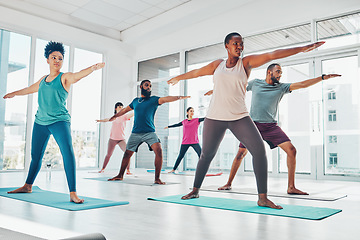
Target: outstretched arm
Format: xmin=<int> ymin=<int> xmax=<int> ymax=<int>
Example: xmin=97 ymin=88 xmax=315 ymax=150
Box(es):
xmin=289 ymin=74 xmax=341 ymax=91
xmin=109 ymin=105 xmax=133 ymax=121
xmin=243 ymin=42 xmax=325 ymax=76
xmin=3 ymin=76 xmax=44 ymax=99
xmin=165 ymin=122 xmax=183 ymax=129
xmin=158 ymin=96 xmax=190 ymax=105
xmin=167 ymin=59 xmax=223 ymax=86
xmin=204 ymin=90 xmax=213 ymax=96
xmin=96 ymin=118 xmax=110 ymax=123
xmin=62 ymin=62 xmax=105 ymax=88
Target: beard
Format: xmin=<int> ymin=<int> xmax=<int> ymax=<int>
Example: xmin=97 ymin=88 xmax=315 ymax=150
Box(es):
xmin=141 ymin=88 xmax=151 ymax=98
xmin=270 ymin=75 xmax=280 ymax=85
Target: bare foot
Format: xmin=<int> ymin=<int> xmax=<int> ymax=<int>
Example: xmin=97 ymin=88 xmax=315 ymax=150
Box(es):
xmin=154 ymin=179 xmax=166 ymax=185
xmin=98 ymin=169 xmax=105 ymax=173
xmin=7 ymin=184 xmax=32 ymax=194
xmin=168 ymin=170 xmax=175 ymax=173
xmin=258 ymin=194 xmax=282 ymax=209
xmin=108 ymin=175 xmax=123 ymax=181
xmin=70 ymin=192 xmax=84 ymax=204
xmin=287 ymin=187 xmax=308 ymax=195
xmin=218 ymin=184 xmax=232 ymax=190
xmin=181 ymin=189 xmax=199 ymax=200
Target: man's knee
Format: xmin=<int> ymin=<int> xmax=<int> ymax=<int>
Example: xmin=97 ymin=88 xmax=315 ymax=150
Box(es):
xmin=124 ymin=150 xmax=133 ymax=159
xmin=288 ymin=145 xmax=296 ymax=157
xmin=153 ymin=145 xmax=163 ymax=157
xmin=235 ymin=148 xmax=248 ymax=161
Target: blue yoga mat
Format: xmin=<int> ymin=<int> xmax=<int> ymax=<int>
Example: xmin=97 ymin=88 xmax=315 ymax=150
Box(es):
xmin=148 ymin=195 xmax=341 ymax=220
xmin=0 ymin=186 xmax=129 ymax=211
xmin=146 ymin=169 xmax=165 ymax=173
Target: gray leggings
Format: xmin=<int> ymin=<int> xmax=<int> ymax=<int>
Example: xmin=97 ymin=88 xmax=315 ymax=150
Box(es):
xmin=194 ymin=117 xmax=268 ymax=194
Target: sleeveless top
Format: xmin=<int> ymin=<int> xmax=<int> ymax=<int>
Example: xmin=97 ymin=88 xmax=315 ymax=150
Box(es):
xmin=110 ymin=114 xmax=129 ymax=140
xmin=206 ymin=58 xmax=249 ymax=121
xmin=35 ymin=72 xmax=71 ymax=125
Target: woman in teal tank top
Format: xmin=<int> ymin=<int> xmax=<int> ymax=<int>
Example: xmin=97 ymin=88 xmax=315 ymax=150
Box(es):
xmin=3 ymin=41 xmax=105 ymax=204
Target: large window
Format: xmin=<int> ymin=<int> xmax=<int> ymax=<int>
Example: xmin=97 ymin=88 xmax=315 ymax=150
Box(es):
xmin=322 ymin=55 xmax=360 ymax=176
xmin=71 ymin=48 xmax=103 ymax=168
xmin=317 ymin=12 xmax=360 ymax=50
xmin=136 ymin=11 xmax=360 ymax=180
xmin=137 ymin=54 xmax=180 ymax=169
xmin=0 ymin=30 xmax=31 ymax=170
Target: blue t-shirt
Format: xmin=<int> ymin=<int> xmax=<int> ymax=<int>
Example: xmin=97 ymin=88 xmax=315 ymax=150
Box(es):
xmin=247 ymin=79 xmax=291 ymax=123
xmin=129 ymin=96 xmax=161 ymax=133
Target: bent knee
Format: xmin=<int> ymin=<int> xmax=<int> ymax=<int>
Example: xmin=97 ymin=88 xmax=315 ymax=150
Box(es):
xmin=235 ymin=149 xmax=248 ymax=161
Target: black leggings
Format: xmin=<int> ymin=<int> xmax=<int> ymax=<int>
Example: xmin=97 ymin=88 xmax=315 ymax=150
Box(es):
xmin=194 ymin=117 xmax=268 ymax=194
xmin=172 ymin=144 xmax=201 ymax=170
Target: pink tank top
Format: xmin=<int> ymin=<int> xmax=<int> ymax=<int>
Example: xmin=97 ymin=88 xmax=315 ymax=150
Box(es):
xmin=181 ymin=118 xmax=201 ymax=144
xmin=206 ymin=58 xmax=249 ymax=121
xmin=110 ymin=115 xmax=129 ymax=140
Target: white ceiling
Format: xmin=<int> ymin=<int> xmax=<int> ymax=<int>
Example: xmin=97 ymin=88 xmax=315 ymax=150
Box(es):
xmin=0 ymin=0 xmax=191 ymax=39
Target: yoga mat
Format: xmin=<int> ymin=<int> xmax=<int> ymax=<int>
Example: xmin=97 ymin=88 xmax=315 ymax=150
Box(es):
xmin=200 ymin=185 xmax=347 ymax=201
xmin=148 ymin=195 xmax=341 ymax=220
xmin=205 ymin=172 xmax=223 ymax=177
xmin=85 ymin=177 xmax=179 ymax=186
xmin=0 ymin=186 xmax=129 ymax=211
xmin=146 ymin=169 xmax=166 ymax=173
xmin=0 ymin=227 xmax=44 ymax=240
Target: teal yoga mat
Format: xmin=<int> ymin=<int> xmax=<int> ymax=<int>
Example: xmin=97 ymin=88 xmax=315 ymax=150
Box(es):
xmin=148 ymin=195 xmax=341 ymax=220
xmin=0 ymin=186 xmax=129 ymax=211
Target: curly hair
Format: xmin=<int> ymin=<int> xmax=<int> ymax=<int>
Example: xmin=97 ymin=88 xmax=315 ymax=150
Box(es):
xmin=44 ymin=41 xmax=65 ymax=59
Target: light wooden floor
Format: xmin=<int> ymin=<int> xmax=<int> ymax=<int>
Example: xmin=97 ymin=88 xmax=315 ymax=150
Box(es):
xmin=0 ymin=169 xmax=359 ymax=240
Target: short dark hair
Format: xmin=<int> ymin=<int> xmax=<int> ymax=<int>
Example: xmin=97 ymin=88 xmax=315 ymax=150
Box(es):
xmin=44 ymin=41 xmax=65 ymax=59
xmin=267 ymin=63 xmax=281 ymax=73
xmin=114 ymin=102 xmax=123 ymax=114
xmin=140 ymin=79 xmax=151 ymax=87
xmin=224 ymin=32 xmax=242 ymax=46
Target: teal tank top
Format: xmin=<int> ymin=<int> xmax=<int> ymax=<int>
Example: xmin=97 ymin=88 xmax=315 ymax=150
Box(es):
xmin=35 ymin=72 xmax=71 ymax=125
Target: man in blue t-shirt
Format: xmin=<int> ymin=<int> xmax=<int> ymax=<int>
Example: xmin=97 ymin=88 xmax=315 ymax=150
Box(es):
xmin=108 ymin=80 xmax=190 ymax=184
xmin=216 ymin=64 xmax=340 ymax=194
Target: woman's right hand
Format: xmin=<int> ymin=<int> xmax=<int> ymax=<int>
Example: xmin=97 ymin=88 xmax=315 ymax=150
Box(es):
xmin=164 ymin=126 xmax=168 ymax=129
xmin=3 ymin=93 xmax=15 ymax=99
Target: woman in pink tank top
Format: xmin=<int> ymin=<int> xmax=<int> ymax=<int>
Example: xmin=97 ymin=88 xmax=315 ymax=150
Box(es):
xmin=96 ymin=102 xmax=133 ymax=173
xmin=165 ymin=107 xmax=204 ymax=173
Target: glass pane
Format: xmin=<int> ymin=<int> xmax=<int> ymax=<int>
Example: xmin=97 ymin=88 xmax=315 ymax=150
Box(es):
xmin=317 ymin=12 xmax=360 ymax=49
xmin=244 ymin=24 xmax=311 ymax=54
xmin=72 ymin=48 xmax=103 ymax=168
xmin=322 ymin=55 xmax=360 ymax=176
xmin=32 ymin=39 xmax=70 ymax=170
xmin=243 ymin=68 xmax=273 ymax=173
xmin=0 ymin=30 xmax=31 ymax=170
xmin=166 ymin=83 xmax=182 ymax=169
xmin=185 ymin=61 xmax=213 ymax=170
xmin=138 ymin=53 xmax=180 ymax=81
xmin=277 ymin=63 xmax=311 ymax=174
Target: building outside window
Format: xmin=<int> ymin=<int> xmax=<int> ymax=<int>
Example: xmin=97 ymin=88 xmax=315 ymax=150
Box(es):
xmin=328 ymin=110 xmax=337 ymax=121
xmin=329 ymin=153 xmax=338 ymax=165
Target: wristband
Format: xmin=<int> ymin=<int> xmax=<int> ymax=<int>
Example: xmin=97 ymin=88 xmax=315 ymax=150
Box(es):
xmin=321 ymin=74 xmax=326 ymax=80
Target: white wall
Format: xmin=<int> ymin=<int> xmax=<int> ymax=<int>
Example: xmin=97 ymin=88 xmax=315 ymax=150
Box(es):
xmin=126 ymin=0 xmax=360 ymax=61
xmin=0 ymin=5 xmax=135 ymax=170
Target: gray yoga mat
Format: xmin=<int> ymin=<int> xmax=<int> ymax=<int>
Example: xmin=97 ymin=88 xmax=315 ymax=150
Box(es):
xmin=200 ymin=185 xmax=347 ymax=201
xmin=85 ymin=177 xmax=179 ymax=186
